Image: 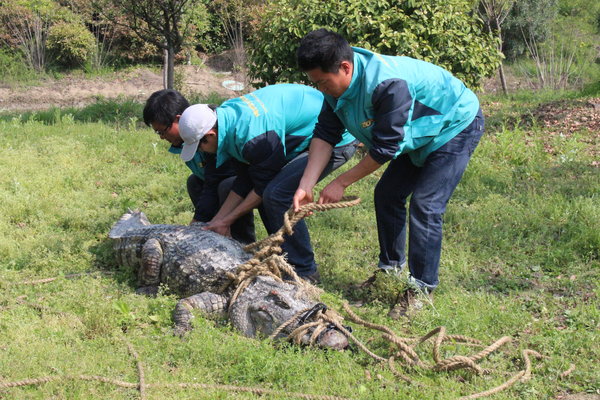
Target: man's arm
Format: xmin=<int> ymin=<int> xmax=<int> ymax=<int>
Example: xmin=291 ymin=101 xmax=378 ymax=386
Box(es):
xmin=293 ymin=98 xmax=348 ymax=211
xmin=205 ymin=190 xmax=261 ymax=237
xmin=191 ymin=155 xmax=232 ymax=224
xmin=293 ymin=138 xmax=334 ymax=210
xmin=318 ymin=153 xmax=383 ymax=204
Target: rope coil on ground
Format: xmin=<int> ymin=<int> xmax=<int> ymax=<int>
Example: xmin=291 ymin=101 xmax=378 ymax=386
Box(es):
xmin=214 ymin=196 xmax=545 ymax=399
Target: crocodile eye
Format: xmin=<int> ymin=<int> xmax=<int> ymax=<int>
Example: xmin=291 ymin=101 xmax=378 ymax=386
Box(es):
xmin=266 ymin=293 xmax=290 ymax=309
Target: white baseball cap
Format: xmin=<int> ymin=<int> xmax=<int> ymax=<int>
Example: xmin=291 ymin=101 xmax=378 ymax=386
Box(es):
xmin=178 ymin=104 xmax=217 ymax=162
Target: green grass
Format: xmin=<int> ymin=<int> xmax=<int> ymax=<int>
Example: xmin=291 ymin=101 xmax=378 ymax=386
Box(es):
xmin=0 ymin=93 xmax=598 ymax=399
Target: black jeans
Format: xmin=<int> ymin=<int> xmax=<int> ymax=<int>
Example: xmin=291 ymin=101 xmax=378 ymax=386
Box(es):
xmin=373 ymin=109 xmax=484 ymax=290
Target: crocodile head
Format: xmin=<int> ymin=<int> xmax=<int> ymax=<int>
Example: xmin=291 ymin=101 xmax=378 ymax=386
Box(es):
xmin=108 ymin=209 xmax=152 ymax=239
xmin=229 ymin=276 xmax=348 ymax=350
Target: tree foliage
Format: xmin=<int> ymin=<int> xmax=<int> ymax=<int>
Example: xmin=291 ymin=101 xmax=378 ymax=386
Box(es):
xmin=94 ymin=0 xmax=210 ymax=88
xmin=501 ymin=0 xmax=558 ymax=61
xmin=0 ymin=0 xmax=58 ymax=71
xmin=477 ymin=0 xmax=515 ymax=94
xmin=248 ymin=0 xmax=502 ymax=89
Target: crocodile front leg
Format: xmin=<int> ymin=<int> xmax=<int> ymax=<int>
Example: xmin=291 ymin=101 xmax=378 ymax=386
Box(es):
xmin=173 ymin=292 xmax=228 ymax=336
xmin=136 ymin=238 xmax=162 ymax=295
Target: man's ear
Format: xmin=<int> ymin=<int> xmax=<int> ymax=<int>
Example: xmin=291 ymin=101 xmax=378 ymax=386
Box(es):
xmin=340 ymin=61 xmax=353 ymax=76
xmin=174 ymin=115 xmax=181 ymax=122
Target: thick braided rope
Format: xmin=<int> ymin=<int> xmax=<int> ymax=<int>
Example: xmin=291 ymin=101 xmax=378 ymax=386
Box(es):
xmin=0 ymin=340 xmax=350 ymax=400
xmin=10 ymin=271 xmax=115 ymax=286
xmin=222 ymin=197 xmax=361 ymax=305
xmin=274 ymin=303 xmax=388 ymax=362
xmin=339 ymin=303 xmax=545 ymax=399
xmin=387 ymin=356 xmax=414 ymax=383
xmin=0 ymin=375 xmax=351 ymax=400
xmin=275 ymin=299 xmax=543 ymax=400
xmin=269 ymin=307 xmax=314 ymax=340
xmin=312 ymin=308 xmax=388 ymax=363
xmin=125 ymin=339 xmax=147 ymax=400
xmin=458 ymin=350 xmax=544 ymax=400
xmin=243 ymin=196 xmax=361 ymax=254
xmin=0 ymin=375 xmax=138 ymax=389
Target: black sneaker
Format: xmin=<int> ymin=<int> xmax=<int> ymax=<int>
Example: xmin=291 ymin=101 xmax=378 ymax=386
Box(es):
xmin=355 ymin=269 xmax=384 ymax=289
xmin=300 ymin=271 xmax=321 ymax=285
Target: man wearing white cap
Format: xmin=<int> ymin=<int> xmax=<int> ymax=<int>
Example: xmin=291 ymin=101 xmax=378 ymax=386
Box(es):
xmin=178 ymin=84 xmax=358 ymax=283
xmin=143 ymin=89 xmax=255 ymax=244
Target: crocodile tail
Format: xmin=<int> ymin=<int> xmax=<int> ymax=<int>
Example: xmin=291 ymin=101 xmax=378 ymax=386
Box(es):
xmin=108 ymin=209 xmax=152 ymax=238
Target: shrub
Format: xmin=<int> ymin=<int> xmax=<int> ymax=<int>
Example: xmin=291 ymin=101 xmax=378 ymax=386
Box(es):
xmin=0 ymin=47 xmax=37 ymax=82
xmin=248 ymin=0 xmax=502 ymax=89
xmin=46 ymin=21 xmax=95 ymax=67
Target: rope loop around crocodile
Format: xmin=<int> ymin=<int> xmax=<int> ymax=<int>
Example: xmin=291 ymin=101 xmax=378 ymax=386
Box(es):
xmin=219 ymin=196 xmax=361 ymax=305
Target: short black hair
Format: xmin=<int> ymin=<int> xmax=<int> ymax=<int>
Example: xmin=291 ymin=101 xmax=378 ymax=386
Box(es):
xmin=296 ymin=29 xmax=354 ymax=72
xmin=142 ymin=89 xmax=190 ymax=127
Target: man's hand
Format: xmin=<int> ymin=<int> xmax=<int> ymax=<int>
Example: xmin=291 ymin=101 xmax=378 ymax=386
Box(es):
xmin=293 ymin=187 xmax=314 ymax=212
xmin=203 ymin=219 xmax=232 ymax=237
xmin=319 ymin=179 xmax=346 ymax=204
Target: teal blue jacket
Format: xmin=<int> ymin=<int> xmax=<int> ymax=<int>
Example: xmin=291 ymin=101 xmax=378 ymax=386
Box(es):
xmin=314 ymin=47 xmax=480 ymax=167
xmin=215 ymin=84 xmax=355 ymax=196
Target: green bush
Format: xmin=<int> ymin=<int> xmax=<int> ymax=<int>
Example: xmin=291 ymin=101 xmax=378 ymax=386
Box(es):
xmin=248 ymin=0 xmax=502 ymax=89
xmin=47 ymin=21 xmax=95 ymax=67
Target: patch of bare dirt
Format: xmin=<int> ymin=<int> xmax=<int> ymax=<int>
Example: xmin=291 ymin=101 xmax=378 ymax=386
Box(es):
xmin=0 ymin=64 xmax=248 ymax=113
xmin=526 ymin=98 xmax=600 ymax=166
xmin=529 ymin=98 xmax=600 ymax=135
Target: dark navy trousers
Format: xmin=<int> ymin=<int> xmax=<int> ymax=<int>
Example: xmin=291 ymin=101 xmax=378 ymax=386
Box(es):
xmin=374 ymin=109 xmax=485 ymax=290
xmin=260 ymin=142 xmax=358 ymax=277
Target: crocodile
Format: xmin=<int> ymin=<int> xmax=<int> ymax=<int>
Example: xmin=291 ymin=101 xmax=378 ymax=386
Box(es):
xmin=109 ymin=210 xmax=348 ymax=350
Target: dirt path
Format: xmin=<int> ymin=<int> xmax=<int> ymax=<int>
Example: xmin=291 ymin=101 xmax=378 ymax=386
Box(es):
xmin=0 ymin=65 xmax=247 ymax=112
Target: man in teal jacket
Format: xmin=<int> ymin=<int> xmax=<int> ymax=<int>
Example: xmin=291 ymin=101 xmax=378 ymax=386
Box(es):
xmin=293 ymin=29 xmax=484 ymax=317
xmin=178 ymin=84 xmax=357 ymax=283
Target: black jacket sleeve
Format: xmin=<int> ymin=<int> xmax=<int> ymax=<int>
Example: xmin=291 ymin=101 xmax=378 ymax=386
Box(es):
xmin=313 ymin=100 xmax=346 ymax=146
xmin=369 ymin=78 xmax=412 ymax=164
xmin=230 ymin=161 xmax=254 ymax=198
xmin=238 ymin=130 xmax=289 ymax=197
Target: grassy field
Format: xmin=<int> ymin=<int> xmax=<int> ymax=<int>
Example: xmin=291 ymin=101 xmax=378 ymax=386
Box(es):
xmin=0 ymin=91 xmax=598 ymax=399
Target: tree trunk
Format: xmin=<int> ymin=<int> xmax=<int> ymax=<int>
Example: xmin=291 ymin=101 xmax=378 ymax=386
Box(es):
xmin=166 ymin=46 xmax=175 ymax=89
xmin=163 ymin=48 xmax=168 ymax=89
xmin=496 ymin=25 xmax=508 ymax=95
xmin=498 ymin=62 xmax=508 ymax=95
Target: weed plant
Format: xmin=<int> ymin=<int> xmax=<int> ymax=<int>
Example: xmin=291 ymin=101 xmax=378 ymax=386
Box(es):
xmin=0 ymin=93 xmax=598 ymax=399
